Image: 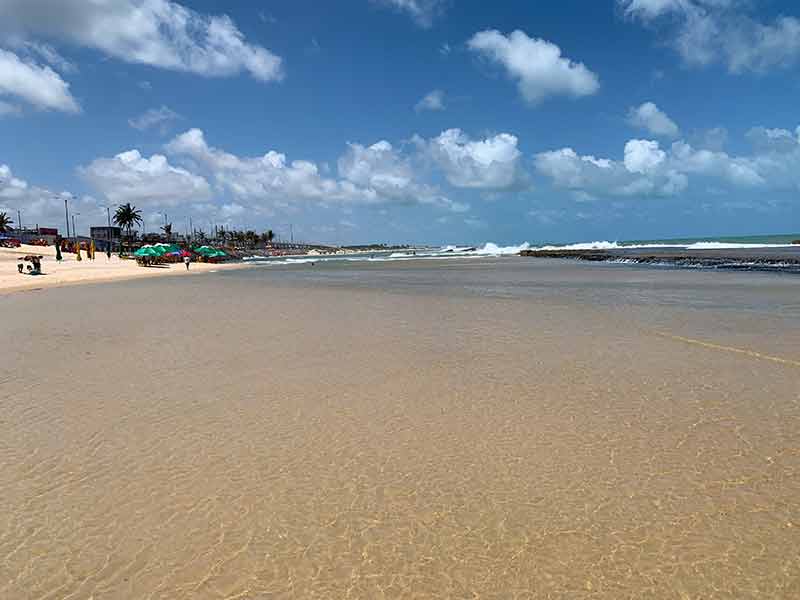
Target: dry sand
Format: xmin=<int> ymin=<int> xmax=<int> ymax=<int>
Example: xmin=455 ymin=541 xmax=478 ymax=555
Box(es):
xmin=0 ymin=244 xmax=245 ymax=294
xmin=1 ymin=261 xmax=799 ymax=599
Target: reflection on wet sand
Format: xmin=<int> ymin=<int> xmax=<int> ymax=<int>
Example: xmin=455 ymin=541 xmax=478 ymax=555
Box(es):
xmin=1 ymin=260 xmax=799 ymax=598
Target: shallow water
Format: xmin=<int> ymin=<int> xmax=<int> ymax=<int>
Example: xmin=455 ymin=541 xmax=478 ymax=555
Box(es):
xmin=1 ymin=258 xmax=799 ymax=598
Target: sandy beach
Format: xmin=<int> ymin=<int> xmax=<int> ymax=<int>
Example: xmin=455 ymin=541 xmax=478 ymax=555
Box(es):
xmin=0 ymin=244 xmax=246 ymax=294
xmin=1 ymin=258 xmax=799 ymax=599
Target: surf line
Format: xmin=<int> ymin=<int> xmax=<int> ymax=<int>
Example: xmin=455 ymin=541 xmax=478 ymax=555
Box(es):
xmin=653 ymin=332 xmax=800 ymax=368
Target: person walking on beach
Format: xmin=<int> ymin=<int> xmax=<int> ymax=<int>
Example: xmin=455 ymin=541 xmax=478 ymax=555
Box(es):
xmin=184 ymin=255 xmax=191 ymax=270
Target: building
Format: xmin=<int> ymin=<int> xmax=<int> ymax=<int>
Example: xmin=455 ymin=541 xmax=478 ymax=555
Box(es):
xmin=90 ymin=226 xmax=122 ymax=251
xmin=12 ymin=226 xmax=59 ymax=245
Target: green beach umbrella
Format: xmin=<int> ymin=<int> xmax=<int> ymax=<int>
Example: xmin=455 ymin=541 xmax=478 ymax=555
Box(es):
xmin=133 ymin=246 xmax=160 ymax=257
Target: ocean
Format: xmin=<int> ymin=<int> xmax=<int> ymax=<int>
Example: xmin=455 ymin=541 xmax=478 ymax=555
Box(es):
xmin=242 ymin=233 xmax=800 ymax=274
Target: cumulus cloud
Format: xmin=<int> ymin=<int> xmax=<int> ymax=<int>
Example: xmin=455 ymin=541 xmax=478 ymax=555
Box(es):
xmin=419 ymin=128 xmax=525 ymax=189
xmin=0 ymin=0 xmax=283 ymax=82
xmin=467 ymin=29 xmax=599 ymax=105
xmin=129 ymin=106 xmax=181 ymax=132
xmin=534 ymin=146 xmax=684 ymax=198
xmin=627 ymin=102 xmax=679 ymax=137
xmin=371 ymin=0 xmax=448 ymax=28
xmin=79 ymin=149 xmax=211 ymax=207
xmin=745 ymin=126 xmax=800 ymax=154
xmin=338 ymin=140 xmax=467 ymax=212
xmin=532 ymin=128 xmax=800 ymax=198
xmin=619 ymin=0 xmax=800 ymax=72
xmin=624 ymin=139 xmax=667 ymax=174
xmin=415 ymin=89 xmax=445 ymax=112
xmin=0 ymin=48 xmax=79 ymax=112
xmin=0 ymin=162 xmax=107 ymax=233
xmin=166 ymin=128 xmax=466 ymax=213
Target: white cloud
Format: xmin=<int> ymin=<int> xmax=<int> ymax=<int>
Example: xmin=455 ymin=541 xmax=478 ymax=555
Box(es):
xmin=689 ymin=126 xmax=728 ymax=151
xmin=420 ymin=128 xmax=525 ymax=189
xmin=371 ymin=0 xmax=447 ymax=28
xmin=467 ymin=29 xmax=599 ymax=105
xmin=627 ymin=102 xmax=679 ymax=137
xmin=0 ymin=99 xmax=21 ymax=116
xmin=535 ymin=141 xmax=685 ymax=198
xmin=619 ymin=0 xmax=800 ymax=72
xmin=0 ymin=0 xmax=283 ymax=82
xmin=745 ymin=126 xmax=799 ymax=154
xmin=338 ymin=139 xmax=467 ymax=212
xmin=7 ymin=39 xmax=77 ymax=73
xmin=533 ymin=129 xmax=800 ymax=198
xmin=0 ymin=162 xmax=108 ymax=233
xmin=79 ymin=149 xmax=211 ymax=207
xmin=0 ymin=48 xmax=79 ymax=112
xmin=415 ymin=89 xmax=445 ymax=112
xmin=129 ymin=106 xmax=181 ymax=132
xmin=624 ymin=139 xmax=666 ymax=174
xmin=669 ymin=141 xmax=764 ymax=186
xmin=166 ymin=128 xmax=466 ymax=213
xmin=0 ymin=163 xmax=28 ymax=202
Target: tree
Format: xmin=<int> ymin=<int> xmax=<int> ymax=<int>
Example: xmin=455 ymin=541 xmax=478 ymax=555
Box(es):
xmin=161 ymin=222 xmax=172 ymax=240
xmin=0 ymin=212 xmax=13 ymax=233
xmin=262 ymin=229 xmax=275 ymax=245
xmin=113 ymin=203 xmax=143 ymax=243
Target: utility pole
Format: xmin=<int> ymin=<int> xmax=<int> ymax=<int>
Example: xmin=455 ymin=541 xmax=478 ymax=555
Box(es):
xmin=189 ymin=216 xmax=193 ymax=243
xmin=64 ymin=197 xmax=70 ymax=238
xmin=17 ymin=209 xmax=22 ymax=233
xmin=106 ymin=206 xmax=112 ymax=258
xmin=290 ymin=223 xmax=294 ymax=244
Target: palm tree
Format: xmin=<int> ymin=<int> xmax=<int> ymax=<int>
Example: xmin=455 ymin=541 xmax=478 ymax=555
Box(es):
xmin=161 ymin=222 xmax=172 ymax=241
xmin=0 ymin=212 xmax=13 ymax=233
xmin=261 ymin=229 xmax=275 ymax=246
xmin=113 ymin=203 xmax=143 ymax=245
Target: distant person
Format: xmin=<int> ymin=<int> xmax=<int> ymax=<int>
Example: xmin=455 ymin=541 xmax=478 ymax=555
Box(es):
xmin=184 ymin=255 xmax=191 ymax=270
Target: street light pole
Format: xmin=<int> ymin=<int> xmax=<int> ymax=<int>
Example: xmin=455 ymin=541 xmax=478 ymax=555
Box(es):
xmin=72 ymin=212 xmax=80 ymax=260
xmin=106 ymin=206 xmax=112 ymax=258
xmin=64 ymin=196 xmax=70 ymax=238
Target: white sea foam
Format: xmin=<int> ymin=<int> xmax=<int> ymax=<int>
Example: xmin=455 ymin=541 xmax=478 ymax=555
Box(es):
xmin=683 ymin=241 xmax=796 ymax=250
xmin=532 ymin=240 xmax=797 ymax=251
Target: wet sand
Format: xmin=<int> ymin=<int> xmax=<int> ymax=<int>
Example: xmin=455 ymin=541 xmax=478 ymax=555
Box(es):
xmin=1 ymin=259 xmax=799 ymax=598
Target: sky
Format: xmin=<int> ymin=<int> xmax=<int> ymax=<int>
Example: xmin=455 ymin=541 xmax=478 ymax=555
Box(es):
xmin=1 ymin=0 xmax=799 ymax=245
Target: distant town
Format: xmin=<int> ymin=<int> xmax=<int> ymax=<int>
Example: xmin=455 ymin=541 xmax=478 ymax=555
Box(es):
xmin=0 ymin=204 xmax=409 ymax=256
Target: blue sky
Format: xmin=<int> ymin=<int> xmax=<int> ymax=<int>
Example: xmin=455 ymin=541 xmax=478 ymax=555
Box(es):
xmin=1 ymin=0 xmax=799 ymax=245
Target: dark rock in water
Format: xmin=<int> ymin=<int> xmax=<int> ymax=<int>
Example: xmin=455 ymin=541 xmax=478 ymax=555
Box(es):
xmin=792 ymin=240 xmax=800 ymax=245
xmin=519 ymin=248 xmax=800 ymax=274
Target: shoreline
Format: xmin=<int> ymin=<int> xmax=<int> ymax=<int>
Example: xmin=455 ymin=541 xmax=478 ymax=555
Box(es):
xmin=0 ymin=244 xmax=251 ymax=295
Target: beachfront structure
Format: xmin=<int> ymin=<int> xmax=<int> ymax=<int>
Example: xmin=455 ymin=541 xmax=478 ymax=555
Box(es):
xmin=90 ymin=226 xmax=122 ymax=252
xmin=7 ymin=226 xmax=59 ymax=245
